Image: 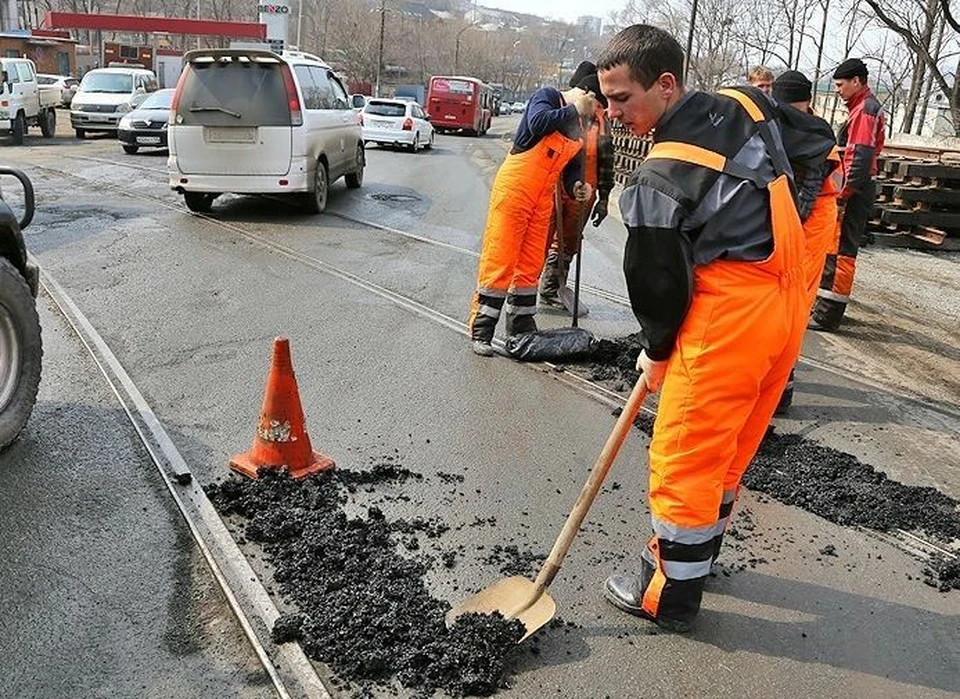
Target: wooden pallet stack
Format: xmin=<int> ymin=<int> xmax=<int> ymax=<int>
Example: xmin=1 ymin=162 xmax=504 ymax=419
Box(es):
xmin=610 ymin=123 xmax=651 ymax=186
xmin=871 ymin=145 xmax=960 ymax=251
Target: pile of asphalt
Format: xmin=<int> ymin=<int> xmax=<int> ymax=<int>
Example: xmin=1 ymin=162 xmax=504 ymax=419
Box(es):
xmin=207 ymin=469 xmax=524 ymax=697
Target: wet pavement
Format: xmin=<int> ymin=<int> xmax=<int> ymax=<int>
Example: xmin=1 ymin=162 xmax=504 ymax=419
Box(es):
xmin=1 ymin=116 xmax=958 ymax=697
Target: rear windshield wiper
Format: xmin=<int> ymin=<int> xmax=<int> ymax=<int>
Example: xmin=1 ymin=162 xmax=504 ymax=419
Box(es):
xmin=189 ymin=106 xmax=242 ymax=118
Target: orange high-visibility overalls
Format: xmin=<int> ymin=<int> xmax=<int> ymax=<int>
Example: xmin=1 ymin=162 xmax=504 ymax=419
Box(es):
xmin=468 ymin=130 xmax=582 ymax=341
xmin=802 ymin=147 xmax=844 ymax=305
xmin=639 ymin=90 xmax=808 ymax=626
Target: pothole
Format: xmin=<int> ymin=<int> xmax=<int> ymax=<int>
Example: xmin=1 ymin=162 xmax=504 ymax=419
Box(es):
xmin=370 ymin=192 xmax=421 ymax=203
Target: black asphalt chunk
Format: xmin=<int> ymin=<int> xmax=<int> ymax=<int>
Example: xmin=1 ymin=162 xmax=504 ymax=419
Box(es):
xmin=206 ymin=469 xmax=524 ymax=696
xmin=482 ymin=544 xmax=547 ymax=577
xmin=744 ymin=432 xmax=960 ymax=544
xmin=923 ymin=555 xmax=960 ymax=592
xmin=581 ymin=333 xmax=643 ymax=384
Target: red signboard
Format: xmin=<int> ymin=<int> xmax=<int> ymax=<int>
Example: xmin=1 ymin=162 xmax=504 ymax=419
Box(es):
xmin=43 ymin=12 xmax=267 ymax=39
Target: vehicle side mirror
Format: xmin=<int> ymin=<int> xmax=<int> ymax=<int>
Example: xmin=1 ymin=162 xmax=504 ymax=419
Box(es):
xmin=424 ymin=114 xmax=430 ymax=121
xmin=1 ymin=71 xmax=8 ymax=92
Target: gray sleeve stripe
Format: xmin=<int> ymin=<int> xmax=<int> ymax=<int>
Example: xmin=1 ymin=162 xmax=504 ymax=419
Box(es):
xmin=619 ymin=183 xmax=685 ymax=229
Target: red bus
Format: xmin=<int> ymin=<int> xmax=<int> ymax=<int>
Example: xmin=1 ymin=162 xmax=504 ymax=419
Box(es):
xmin=426 ymin=76 xmax=492 ymax=136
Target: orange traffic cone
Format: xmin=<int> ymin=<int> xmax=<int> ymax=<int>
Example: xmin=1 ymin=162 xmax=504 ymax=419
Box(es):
xmin=230 ymin=337 xmax=335 ymax=479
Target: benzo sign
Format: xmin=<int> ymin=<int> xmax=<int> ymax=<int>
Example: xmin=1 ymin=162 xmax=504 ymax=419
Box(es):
xmin=258 ymin=4 xmax=289 ymax=13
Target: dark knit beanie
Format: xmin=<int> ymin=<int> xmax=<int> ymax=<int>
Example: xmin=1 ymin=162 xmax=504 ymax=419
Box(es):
xmin=569 ymin=61 xmax=596 ymax=88
xmin=833 ymin=58 xmax=868 ymax=80
xmin=773 ymin=70 xmax=812 ymax=103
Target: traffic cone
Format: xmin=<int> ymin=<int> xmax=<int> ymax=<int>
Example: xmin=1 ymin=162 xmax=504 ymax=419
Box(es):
xmin=230 ymin=337 xmax=334 ymax=479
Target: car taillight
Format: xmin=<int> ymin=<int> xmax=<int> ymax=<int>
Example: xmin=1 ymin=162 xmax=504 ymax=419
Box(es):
xmin=402 ymin=117 xmax=413 ymax=131
xmin=170 ymin=65 xmax=189 ymax=119
xmin=280 ymin=65 xmax=303 ymax=126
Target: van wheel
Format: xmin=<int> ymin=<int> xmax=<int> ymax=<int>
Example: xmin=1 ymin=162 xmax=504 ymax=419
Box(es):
xmin=345 ymin=144 xmax=364 ymax=189
xmin=303 ymin=160 xmax=329 ymax=213
xmin=0 ymin=258 xmax=42 ymax=450
xmin=184 ymin=192 xmax=216 ymax=213
xmin=122 ymin=145 xmax=139 ymax=154
xmin=75 ymin=129 xmax=86 ymax=139
xmin=11 ymin=112 xmax=25 ymax=145
xmin=40 ymin=109 xmax=56 ymax=138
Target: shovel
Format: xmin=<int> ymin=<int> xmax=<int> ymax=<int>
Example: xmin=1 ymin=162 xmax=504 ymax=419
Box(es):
xmin=446 ymin=377 xmax=650 ymax=641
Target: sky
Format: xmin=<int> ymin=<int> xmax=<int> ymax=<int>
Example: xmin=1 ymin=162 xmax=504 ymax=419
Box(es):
xmin=488 ymin=0 xmax=624 ymax=24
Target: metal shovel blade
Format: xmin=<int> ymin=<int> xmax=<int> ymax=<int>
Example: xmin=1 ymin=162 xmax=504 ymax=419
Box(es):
xmin=445 ymin=576 xmax=556 ymax=642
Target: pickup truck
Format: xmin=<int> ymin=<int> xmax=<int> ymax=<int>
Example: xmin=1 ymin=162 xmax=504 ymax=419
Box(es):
xmin=0 ymin=58 xmax=59 ymax=145
xmin=0 ymin=167 xmax=40 ymax=449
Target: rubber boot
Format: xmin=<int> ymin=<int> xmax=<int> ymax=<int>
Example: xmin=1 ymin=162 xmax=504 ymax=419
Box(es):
xmin=810 ymin=297 xmax=845 ymax=331
xmin=471 ymin=323 xmax=496 ymax=357
xmin=774 ymin=367 xmax=795 ymax=415
xmin=539 ymin=250 xmax=569 ymax=308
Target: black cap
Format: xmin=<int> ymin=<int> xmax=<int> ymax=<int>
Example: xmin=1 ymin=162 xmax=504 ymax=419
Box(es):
xmin=833 ymin=58 xmax=868 ymax=80
xmin=569 ymin=61 xmax=596 ymax=88
xmin=773 ymin=70 xmax=812 ymax=103
xmin=567 ymin=61 xmax=608 ymax=108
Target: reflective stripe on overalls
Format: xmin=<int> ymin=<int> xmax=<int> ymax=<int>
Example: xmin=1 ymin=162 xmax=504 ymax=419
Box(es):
xmin=802 ymin=146 xmax=843 ymax=306
xmin=468 ymin=129 xmax=582 ymax=340
xmin=637 ymin=89 xmax=808 ymax=623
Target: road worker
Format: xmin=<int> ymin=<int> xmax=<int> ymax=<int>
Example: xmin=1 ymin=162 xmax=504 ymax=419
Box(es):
xmin=468 ymin=82 xmax=598 ymax=356
xmin=748 ymin=65 xmax=775 ymax=94
xmin=772 ymin=70 xmax=843 ymax=413
xmin=811 ymin=58 xmax=885 ymax=331
xmin=539 ymin=62 xmax=615 ymax=317
xmin=597 ymin=25 xmax=808 ymax=631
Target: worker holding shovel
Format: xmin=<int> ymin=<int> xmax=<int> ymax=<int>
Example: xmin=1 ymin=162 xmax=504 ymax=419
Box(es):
xmin=539 ymin=62 xmax=615 ymax=318
xmin=597 ymin=25 xmax=809 ymax=632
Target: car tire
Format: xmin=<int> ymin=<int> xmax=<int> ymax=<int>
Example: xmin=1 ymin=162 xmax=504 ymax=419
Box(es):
xmin=0 ymin=258 xmax=42 ymax=450
xmin=75 ymin=129 xmax=85 ymax=139
xmin=303 ymin=160 xmax=329 ymax=214
xmin=345 ymin=144 xmax=364 ymax=189
xmin=40 ymin=109 xmax=56 ymax=138
xmin=11 ymin=112 xmax=25 ymax=146
xmin=122 ymin=145 xmax=139 ymax=154
xmin=184 ymin=191 xmax=216 ymax=213
xmin=424 ymin=131 xmax=434 ymax=150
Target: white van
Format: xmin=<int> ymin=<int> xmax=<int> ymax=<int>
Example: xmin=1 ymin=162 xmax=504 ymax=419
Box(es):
xmin=167 ymin=49 xmax=364 ymax=214
xmin=71 ymin=66 xmax=158 ymax=138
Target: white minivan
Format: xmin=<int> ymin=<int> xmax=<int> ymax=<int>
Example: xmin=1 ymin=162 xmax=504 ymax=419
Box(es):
xmin=167 ymin=48 xmax=364 ymax=214
xmin=71 ymin=65 xmax=159 ymax=138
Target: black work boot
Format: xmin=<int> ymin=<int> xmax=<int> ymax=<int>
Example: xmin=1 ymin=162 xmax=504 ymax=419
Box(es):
xmin=774 ymin=368 xmax=796 ymax=415
xmin=504 ymin=313 xmax=537 ymax=336
xmin=809 ymin=298 xmax=845 ymax=331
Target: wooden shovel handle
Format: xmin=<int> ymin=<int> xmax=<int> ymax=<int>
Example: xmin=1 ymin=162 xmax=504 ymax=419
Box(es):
xmin=532 ymin=378 xmax=649 ymax=592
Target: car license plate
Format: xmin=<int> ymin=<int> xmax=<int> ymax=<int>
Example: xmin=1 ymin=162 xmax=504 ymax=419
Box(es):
xmin=205 ymin=127 xmax=256 ymax=143
xmin=136 ymin=136 xmax=161 ymax=145
xmin=372 ymin=120 xmax=391 ymax=128
xmin=88 ymin=115 xmax=110 ymax=122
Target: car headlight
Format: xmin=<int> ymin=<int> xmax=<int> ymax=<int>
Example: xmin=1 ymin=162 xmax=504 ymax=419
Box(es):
xmin=119 ymin=115 xmax=133 ymax=129
xmin=115 ymin=103 xmax=131 ymax=113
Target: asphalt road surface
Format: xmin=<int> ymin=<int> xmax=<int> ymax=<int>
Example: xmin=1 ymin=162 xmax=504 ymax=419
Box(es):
xmin=0 ymin=112 xmax=957 ymax=698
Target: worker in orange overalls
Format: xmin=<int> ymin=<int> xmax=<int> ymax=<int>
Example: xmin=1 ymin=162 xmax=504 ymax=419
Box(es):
xmin=468 ymin=81 xmax=599 ymax=355
xmin=539 ymin=64 xmax=615 ymax=317
xmin=811 ymin=58 xmax=885 ymax=331
xmin=598 ymin=25 xmax=808 ymax=632
xmin=771 ymin=70 xmax=843 ymax=413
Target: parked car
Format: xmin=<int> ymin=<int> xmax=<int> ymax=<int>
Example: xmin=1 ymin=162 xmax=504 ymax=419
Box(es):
xmin=349 ymin=94 xmax=368 ymax=112
xmin=361 ymin=98 xmax=434 ymax=152
xmin=71 ymin=66 xmax=158 ymax=139
xmin=168 ymin=48 xmax=364 ymax=214
xmin=37 ymin=74 xmax=79 ymax=106
xmin=0 ymin=58 xmax=59 ymax=144
xmin=117 ymin=88 xmax=174 ymax=154
xmin=512 ymin=101 xmax=526 ymax=113
xmin=497 ymin=102 xmax=512 ymax=115
xmin=0 ymin=167 xmax=40 ymax=449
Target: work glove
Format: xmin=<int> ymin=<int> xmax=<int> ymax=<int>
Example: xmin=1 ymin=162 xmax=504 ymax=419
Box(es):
xmin=571 ymin=88 xmax=597 ymax=118
xmin=636 ymin=350 xmax=668 ymax=393
xmin=572 ymin=181 xmax=594 ymax=203
xmin=591 ymin=199 xmax=608 ymax=227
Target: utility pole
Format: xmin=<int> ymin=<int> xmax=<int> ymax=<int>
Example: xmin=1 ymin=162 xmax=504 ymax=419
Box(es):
xmin=455 ymin=23 xmax=471 ymax=75
xmin=684 ymin=0 xmax=699 ymax=83
xmin=296 ymin=0 xmax=304 ymax=49
xmin=375 ymin=0 xmax=385 ymax=97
